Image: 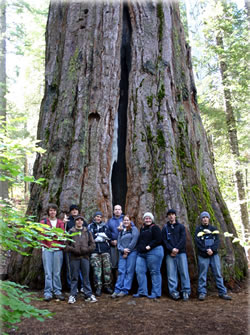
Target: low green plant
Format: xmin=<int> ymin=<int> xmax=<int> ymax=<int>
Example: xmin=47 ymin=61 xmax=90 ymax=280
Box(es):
xmin=0 ymin=281 xmax=53 ymax=333
xmin=0 ymin=121 xmax=74 ymax=332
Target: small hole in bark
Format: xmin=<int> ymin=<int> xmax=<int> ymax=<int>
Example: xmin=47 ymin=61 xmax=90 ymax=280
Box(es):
xmin=88 ymin=112 xmax=100 ymax=122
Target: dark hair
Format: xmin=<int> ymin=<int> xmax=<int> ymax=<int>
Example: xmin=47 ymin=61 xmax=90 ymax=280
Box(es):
xmin=70 ymin=204 xmax=79 ymax=212
xmin=47 ymin=203 xmax=58 ymax=215
xmin=123 ymin=215 xmax=132 ymax=231
xmin=167 ymin=209 xmax=176 ymax=216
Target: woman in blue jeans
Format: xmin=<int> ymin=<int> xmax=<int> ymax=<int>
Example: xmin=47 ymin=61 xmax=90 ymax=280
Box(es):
xmin=111 ymin=215 xmax=139 ymax=298
xmin=134 ymin=212 xmax=164 ymax=299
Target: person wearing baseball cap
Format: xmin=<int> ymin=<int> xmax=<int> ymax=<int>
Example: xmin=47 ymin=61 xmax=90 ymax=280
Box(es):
xmin=65 ymin=215 xmax=97 ymax=304
xmin=63 ymin=205 xmax=87 ymax=292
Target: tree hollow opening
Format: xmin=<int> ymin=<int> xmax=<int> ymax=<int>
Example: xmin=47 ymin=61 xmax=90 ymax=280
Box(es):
xmin=111 ymin=5 xmax=131 ymax=210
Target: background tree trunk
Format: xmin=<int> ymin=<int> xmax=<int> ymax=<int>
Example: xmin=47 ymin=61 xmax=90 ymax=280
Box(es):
xmin=8 ymin=1 xmax=247 ymax=288
xmin=216 ymin=34 xmax=249 ymax=242
xmin=0 ymin=0 xmax=8 ymax=199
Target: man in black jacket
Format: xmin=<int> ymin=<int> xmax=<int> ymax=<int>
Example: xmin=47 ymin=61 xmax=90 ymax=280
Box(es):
xmin=162 ymin=209 xmax=191 ymax=301
xmin=195 ymin=211 xmax=232 ymax=301
xmin=88 ymin=211 xmax=113 ymax=296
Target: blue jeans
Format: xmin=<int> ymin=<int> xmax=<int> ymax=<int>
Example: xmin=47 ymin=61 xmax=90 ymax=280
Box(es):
xmin=114 ymin=251 xmax=137 ymax=294
xmin=42 ymin=249 xmax=63 ymax=297
xmin=166 ymin=253 xmax=191 ymax=295
xmin=135 ymin=246 xmax=164 ymax=298
xmin=198 ymin=254 xmax=227 ymax=295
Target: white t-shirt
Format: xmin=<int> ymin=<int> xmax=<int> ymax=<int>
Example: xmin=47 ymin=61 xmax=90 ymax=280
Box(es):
xmin=50 ymin=219 xmax=57 ymax=228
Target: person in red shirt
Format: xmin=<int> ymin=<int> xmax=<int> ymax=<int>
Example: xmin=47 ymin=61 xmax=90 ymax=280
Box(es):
xmin=41 ymin=203 xmax=65 ymax=302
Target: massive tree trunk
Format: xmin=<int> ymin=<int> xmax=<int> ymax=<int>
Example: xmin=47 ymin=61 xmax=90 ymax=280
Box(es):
xmin=8 ymin=1 xmax=247 ymax=288
xmin=0 ymin=0 xmax=8 ymax=199
xmin=216 ymin=34 xmax=249 ymax=242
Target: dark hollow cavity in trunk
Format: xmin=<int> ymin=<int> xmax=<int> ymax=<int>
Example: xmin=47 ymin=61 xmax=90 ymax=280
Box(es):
xmin=111 ymin=5 xmax=131 ymax=210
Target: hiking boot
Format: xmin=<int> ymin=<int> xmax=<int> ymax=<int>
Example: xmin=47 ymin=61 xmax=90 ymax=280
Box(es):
xmin=111 ymin=292 xmax=118 ymax=299
xmin=219 ymin=294 xmax=232 ymax=300
xmin=44 ymin=296 xmax=52 ymax=302
xmin=198 ymin=293 xmax=206 ymax=301
xmin=117 ymin=292 xmax=126 ymax=297
xmin=182 ymin=292 xmax=189 ymax=301
xmin=85 ymin=295 xmax=97 ymax=303
xmin=133 ymin=293 xmax=147 ymax=298
xmin=104 ymin=287 xmax=113 ymax=294
xmin=54 ymin=294 xmax=65 ymax=301
xmin=170 ymin=292 xmax=180 ymax=300
xmin=95 ymin=288 xmax=102 ymax=297
xmin=68 ymin=295 xmax=76 ymax=304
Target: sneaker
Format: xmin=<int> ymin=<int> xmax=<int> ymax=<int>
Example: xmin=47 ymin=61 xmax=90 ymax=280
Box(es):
xmin=96 ymin=288 xmax=102 ymax=297
xmin=85 ymin=294 xmax=97 ymax=303
xmin=198 ymin=293 xmax=206 ymax=301
xmin=54 ymin=294 xmax=65 ymax=301
xmin=44 ymin=296 xmax=52 ymax=302
xmin=117 ymin=292 xmax=126 ymax=297
xmin=170 ymin=292 xmax=180 ymax=300
xmin=219 ymin=294 xmax=232 ymax=300
xmin=182 ymin=292 xmax=189 ymax=301
xmin=68 ymin=295 xmax=76 ymax=304
xmin=111 ymin=292 xmax=118 ymax=299
xmin=80 ymin=288 xmax=84 ymax=294
xmin=133 ymin=293 xmax=147 ymax=298
xmin=104 ymin=287 xmax=113 ymax=294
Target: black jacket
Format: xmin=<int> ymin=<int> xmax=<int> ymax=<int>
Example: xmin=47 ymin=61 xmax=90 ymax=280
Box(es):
xmin=136 ymin=224 xmax=162 ymax=254
xmin=161 ymin=221 xmax=187 ymax=254
xmin=195 ymin=224 xmax=220 ymax=258
xmin=88 ymin=221 xmax=112 ymax=254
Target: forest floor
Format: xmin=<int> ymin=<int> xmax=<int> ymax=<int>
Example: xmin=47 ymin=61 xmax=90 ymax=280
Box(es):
xmin=4 ymin=276 xmax=249 ymax=335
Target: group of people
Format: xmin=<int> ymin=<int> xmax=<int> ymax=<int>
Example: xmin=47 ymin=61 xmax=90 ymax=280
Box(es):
xmin=41 ymin=203 xmax=232 ymax=304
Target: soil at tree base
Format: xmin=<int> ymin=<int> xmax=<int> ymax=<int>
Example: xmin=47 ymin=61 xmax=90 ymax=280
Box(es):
xmin=5 ymin=278 xmax=249 ymax=335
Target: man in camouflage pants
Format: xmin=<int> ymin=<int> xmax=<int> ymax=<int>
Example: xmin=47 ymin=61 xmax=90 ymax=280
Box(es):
xmin=88 ymin=211 xmax=113 ymax=297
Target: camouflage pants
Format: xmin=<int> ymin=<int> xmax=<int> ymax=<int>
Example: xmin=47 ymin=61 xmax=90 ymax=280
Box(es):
xmin=90 ymin=253 xmax=112 ymax=289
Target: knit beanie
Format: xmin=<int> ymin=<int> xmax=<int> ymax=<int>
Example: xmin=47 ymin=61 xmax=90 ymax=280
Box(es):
xmin=70 ymin=204 xmax=79 ymax=212
xmin=200 ymin=211 xmax=210 ymax=220
xmin=167 ymin=209 xmax=177 ymax=216
xmin=93 ymin=211 xmax=103 ymax=218
xmin=143 ymin=212 xmax=154 ymax=222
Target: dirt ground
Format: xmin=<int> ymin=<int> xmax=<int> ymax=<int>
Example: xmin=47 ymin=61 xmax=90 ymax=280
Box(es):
xmin=5 ymin=277 xmax=249 ymax=335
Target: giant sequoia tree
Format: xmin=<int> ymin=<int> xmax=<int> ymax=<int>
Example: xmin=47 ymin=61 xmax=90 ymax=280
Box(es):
xmin=8 ymin=1 xmax=247 ymax=288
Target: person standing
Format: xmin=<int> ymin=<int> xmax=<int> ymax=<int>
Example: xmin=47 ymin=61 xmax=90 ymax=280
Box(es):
xmin=64 ymin=204 xmax=86 ymax=291
xmin=162 ymin=209 xmax=191 ymax=301
xmin=41 ymin=203 xmax=65 ymax=302
xmin=65 ymin=215 xmax=97 ymax=304
xmin=134 ymin=212 xmax=164 ymax=299
xmin=64 ymin=205 xmax=88 ymax=232
xmin=111 ymin=215 xmax=139 ymax=298
xmin=88 ymin=211 xmax=113 ymax=296
xmin=195 ymin=211 xmax=232 ymax=301
xmin=107 ymin=205 xmax=124 ymax=272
